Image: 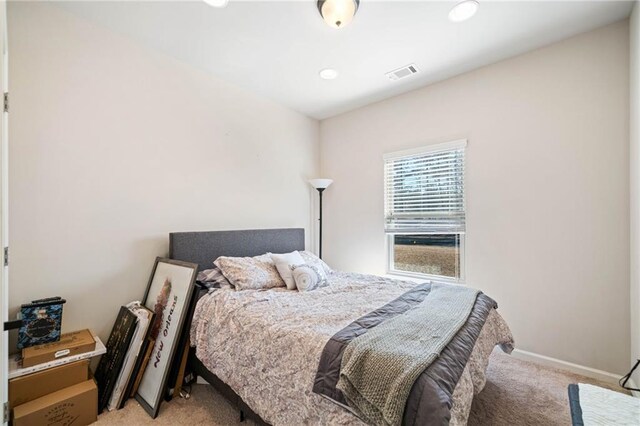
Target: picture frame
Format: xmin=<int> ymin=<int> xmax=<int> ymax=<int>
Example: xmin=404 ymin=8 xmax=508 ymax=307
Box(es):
xmin=135 ymin=257 xmax=198 ymax=418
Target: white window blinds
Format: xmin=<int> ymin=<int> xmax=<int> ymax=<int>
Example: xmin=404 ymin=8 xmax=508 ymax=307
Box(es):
xmin=384 ymin=140 xmax=466 ymax=234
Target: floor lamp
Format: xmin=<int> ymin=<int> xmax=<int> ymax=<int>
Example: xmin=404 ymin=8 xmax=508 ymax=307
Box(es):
xmin=309 ymin=178 xmax=333 ymax=259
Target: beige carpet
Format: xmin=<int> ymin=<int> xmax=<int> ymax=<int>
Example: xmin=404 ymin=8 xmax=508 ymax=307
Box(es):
xmin=97 ymin=350 xmax=627 ymax=425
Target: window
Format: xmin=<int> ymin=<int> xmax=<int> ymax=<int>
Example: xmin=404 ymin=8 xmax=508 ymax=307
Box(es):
xmin=384 ymin=140 xmax=466 ymax=281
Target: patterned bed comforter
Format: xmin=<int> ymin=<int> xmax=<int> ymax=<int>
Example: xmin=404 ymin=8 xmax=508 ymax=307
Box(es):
xmin=190 ymin=272 xmax=514 ymax=426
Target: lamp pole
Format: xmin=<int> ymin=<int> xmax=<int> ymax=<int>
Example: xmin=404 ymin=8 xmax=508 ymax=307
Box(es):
xmin=317 ymin=188 xmax=325 ymax=259
xmin=308 ymin=178 xmax=332 ymax=260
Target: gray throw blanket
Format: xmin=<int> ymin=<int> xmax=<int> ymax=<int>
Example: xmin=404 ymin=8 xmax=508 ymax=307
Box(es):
xmin=336 ymin=283 xmax=480 ymax=426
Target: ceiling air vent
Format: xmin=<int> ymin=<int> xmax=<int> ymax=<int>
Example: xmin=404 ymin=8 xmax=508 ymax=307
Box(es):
xmin=386 ymin=64 xmax=418 ymax=81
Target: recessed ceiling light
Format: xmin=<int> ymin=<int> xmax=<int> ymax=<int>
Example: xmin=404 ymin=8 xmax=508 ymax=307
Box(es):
xmin=203 ymin=0 xmax=229 ymax=8
xmin=319 ymin=68 xmax=338 ymax=80
xmin=449 ymin=0 xmax=479 ymax=23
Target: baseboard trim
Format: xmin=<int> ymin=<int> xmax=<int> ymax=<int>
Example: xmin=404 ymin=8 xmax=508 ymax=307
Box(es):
xmin=511 ymin=349 xmax=622 ymax=385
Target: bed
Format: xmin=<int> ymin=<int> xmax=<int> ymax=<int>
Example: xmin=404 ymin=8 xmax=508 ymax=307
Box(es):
xmin=170 ymin=228 xmax=514 ymax=426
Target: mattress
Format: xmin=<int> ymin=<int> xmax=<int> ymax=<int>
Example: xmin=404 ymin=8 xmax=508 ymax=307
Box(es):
xmin=190 ymin=271 xmax=514 ymax=425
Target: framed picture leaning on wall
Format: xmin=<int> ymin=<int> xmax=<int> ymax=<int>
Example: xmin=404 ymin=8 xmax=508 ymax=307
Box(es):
xmin=135 ymin=257 xmax=198 ymax=418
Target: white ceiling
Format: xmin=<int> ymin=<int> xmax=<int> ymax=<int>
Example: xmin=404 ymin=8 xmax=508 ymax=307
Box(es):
xmin=55 ymin=1 xmax=634 ymax=119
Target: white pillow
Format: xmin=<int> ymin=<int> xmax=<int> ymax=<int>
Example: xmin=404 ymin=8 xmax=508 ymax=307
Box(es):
xmin=270 ymin=251 xmax=306 ymax=290
xmin=299 ymin=251 xmax=333 ymax=275
xmin=290 ymin=264 xmax=327 ymax=292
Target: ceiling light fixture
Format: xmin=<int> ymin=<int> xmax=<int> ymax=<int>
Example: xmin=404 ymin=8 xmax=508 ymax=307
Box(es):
xmin=203 ymin=0 xmax=229 ymax=8
xmin=317 ymin=0 xmax=359 ymax=29
xmin=449 ymin=0 xmax=479 ymax=23
xmin=319 ymin=68 xmax=338 ymax=80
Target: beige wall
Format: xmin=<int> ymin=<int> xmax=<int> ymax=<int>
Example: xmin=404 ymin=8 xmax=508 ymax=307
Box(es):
xmin=631 ymin=2 xmax=640 ymax=387
xmin=8 ymin=3 xmax=319 ymax=343
xmin=320 ymin=22 xmax=630 ymax=374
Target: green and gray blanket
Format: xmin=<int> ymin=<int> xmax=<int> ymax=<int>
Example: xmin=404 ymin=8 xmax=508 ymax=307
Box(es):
xmin=336 ymin=283 xmax=480 ymax=426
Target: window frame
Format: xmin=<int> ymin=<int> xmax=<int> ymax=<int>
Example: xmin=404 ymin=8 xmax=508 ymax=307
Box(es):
xmin=386 ymin=232 xmax=466 ymax=283
xmin=384 ymin=139 xmax=467 ymax=283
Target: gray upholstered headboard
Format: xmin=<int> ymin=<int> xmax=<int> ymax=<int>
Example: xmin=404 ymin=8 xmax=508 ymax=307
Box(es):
xmin=169 ymin=228 xmax=305 ymax=271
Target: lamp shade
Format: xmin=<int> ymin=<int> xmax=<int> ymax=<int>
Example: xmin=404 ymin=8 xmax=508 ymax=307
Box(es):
xmin=309 ymin=178 xmax=333 ymax=190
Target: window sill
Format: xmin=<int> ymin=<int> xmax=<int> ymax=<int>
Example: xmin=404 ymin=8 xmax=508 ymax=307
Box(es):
xmin=385 ymin=271 xmax=465 ymax=285
xmin=384 ymin=273 xmax=430 ymax=283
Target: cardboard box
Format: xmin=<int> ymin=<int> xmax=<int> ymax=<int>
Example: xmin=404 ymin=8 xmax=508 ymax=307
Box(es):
xmin=9 ymin=360 xmax=89 ymax=408
xmin=22 ymin=329 xmax=96 ymax=368
xmin=13 ymin=379 xmax=98 ymax=426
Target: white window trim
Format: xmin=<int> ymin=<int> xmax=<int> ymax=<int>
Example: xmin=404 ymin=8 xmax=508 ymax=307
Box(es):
xmin=384 ymin=139 xmax=467 ymax=283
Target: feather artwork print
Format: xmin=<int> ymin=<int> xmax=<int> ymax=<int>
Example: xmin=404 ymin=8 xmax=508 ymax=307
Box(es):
xmin=150 ymin=278 xmax=171 ymax=341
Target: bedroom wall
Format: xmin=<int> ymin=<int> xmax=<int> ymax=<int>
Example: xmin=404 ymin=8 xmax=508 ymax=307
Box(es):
xmin=630 ymin=2 xmax=640 ymax=388
xmin=320 ymin=22 xmax=630 ymax=375
xmin=8 ymin=3 xmax=319 ymax=343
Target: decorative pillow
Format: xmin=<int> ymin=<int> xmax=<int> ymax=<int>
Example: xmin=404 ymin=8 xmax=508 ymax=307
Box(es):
xmin=214 ymin=254 xmax=285 ymax=291
xmin=270 ymin=251 xmax=306 ymax=290
xmin=290 ymin=264 xmax=328 ymax=292
xmin=197 ymin=267 xmax=234 ymax=289
xmin=299 ymin=251 xmax=333 ymax=275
